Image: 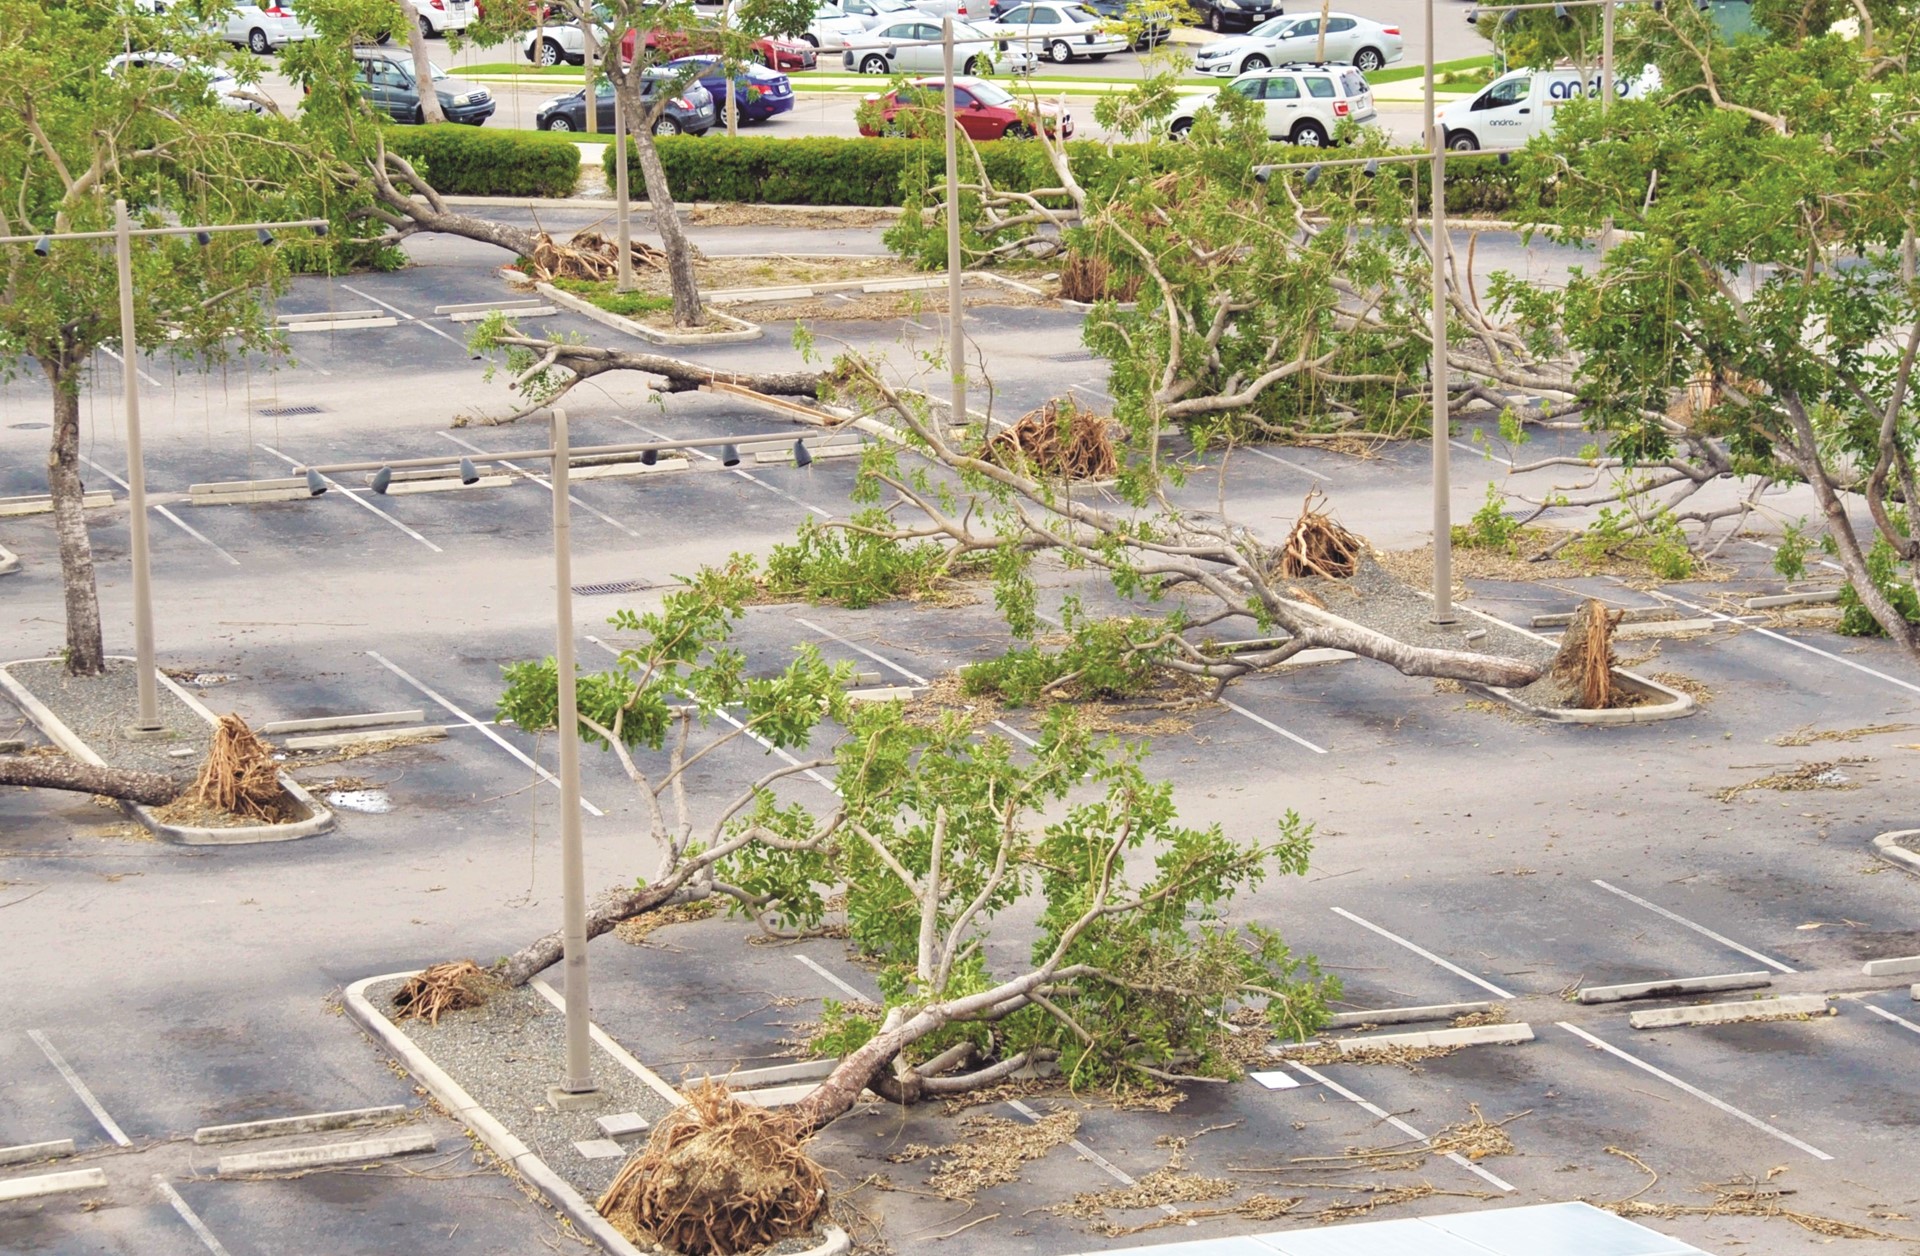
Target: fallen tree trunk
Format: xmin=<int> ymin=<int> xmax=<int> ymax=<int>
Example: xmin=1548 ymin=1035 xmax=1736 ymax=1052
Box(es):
xmin=490 ymin=878 xmax=695 ymax=988
xmin=0 ymin=755 xmax=180 ymax=805
xmin=491 ymin=330 xmax=829 ymax=401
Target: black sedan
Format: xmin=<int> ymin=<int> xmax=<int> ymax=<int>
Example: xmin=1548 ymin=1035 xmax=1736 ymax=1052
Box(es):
xmin=535 ymin=76 xmax=717 ymax=135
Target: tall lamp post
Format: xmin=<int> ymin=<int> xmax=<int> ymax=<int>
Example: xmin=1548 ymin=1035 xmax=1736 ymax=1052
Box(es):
xmin=942 ymin=18 xmax=966 ymax=434
xmin=3 ymin=208 xmax=328 ymax=733
xmin=1423 ymin=0 xmax=1453 ymax=624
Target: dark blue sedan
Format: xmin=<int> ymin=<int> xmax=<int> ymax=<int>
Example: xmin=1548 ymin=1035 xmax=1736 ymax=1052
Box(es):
xmin=662 ymin=56 xmax=793 ymax=123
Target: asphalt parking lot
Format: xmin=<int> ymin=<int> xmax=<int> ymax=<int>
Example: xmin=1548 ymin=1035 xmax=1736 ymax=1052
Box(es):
xmin=4 ymin=215 xmax=1918 ymax=1256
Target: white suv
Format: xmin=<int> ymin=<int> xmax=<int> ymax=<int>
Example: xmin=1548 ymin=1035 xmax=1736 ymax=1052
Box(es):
xmin=409 ymin=0 xmax=475 ymax=38
xmin=1168 ymin=65 xmax=1375 ymax=147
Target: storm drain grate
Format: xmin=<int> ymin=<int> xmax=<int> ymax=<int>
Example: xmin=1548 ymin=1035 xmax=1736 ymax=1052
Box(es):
xmin=572 ymin=578 xmax=657 ymax=597
xmin=1048 ymin=350 xmax=1097 ymax=363
xmin=257 ymin=404 xmax=326 ymax=417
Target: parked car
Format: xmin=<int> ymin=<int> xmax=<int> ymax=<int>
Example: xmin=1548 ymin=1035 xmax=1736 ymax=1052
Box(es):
xmin=611 ymin=26 xmax=815 ymax=69
xmin=859 ymin=75 xmax=1068 ymax=138
xmin=222 ymin=2 xmax=318 ymax=54
xmin=105 ymin=51 xmax=260 ymax=111
xmin=1435 ymin=63 xmax=1659 ymax=150
xmin=352 ymin=46 xmax=495 ymax=123
xmin=844 ymin=19 xmax=1035 ymax=73
xmin=1191 ymin=11 xmax=1401 ymax=76
xmin=1188 ymin=0 xmax=1282 ymax=34
xmin=1167 ymin=65 xmax=1373 ymax=145
xmin=980 ymin=2 xmax=1126 ymax=63
xmin=729 ymin=0 xmax=868 ymax=48
xmin=752 ymin=35 xmax=818 ymax=68
xmin=839 ymin=0 xmax=921 ymax=27
xmin=522 ymin=7 xmax=614 ymax=64
xmin=407 ymin=0 xmax=475 ymax=38
xmin=662 ymin=55 xmax=794 ymax=121
xmin=909 ymin=0 xmax=974 ymax=16
xmin=1073 ymin=0 xmax=1173 ymax=48
xmin=535 ymin=73 xmax=717 ymax=133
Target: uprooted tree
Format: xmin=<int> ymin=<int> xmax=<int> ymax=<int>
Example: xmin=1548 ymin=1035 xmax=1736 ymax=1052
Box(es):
xmin=1484 ymin=2 xmax=1920 ymax=658
xmin=436 ymin=560 xmax=1336 ymax=1135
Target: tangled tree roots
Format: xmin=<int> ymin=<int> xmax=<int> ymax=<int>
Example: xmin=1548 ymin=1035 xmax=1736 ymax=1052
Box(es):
xmin=393 ymin=960 xmax=498 ymax=1025
xmin=1274 ymin=490 xmax=1366 ymax=579
xmin=191 ymin=714 xmax=282 ymax=819
xmin=527 ymin=230 xmax=670 ymax=283
xmin=1058 ymin=252 xmax=1142 ymax=304
xmin=1547 ymin=599 xmax=1622 ymax=709
xmin=983 ymin=398 xmax=1119 ymax=480
xmin=597 ymin=1080 xmax=827 ymax=1255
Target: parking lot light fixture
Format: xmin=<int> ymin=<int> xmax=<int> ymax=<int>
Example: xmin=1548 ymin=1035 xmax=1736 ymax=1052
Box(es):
xmin=305 ymin=468 xmax=327 ymax=497
xmin=1364 ymin=157 xmax=1380 ymax=177
xmin=459 ymin=457 xmax=479 ymax=485
xmin=1554 ymin=1 xmax=1569 ymax=15
xmin=370 ymin=465 xmax=394 ymax=495
xmin=720 ymin=443 xmax=740 ymax=467
xmin=792 ymin=439 xmax=813 ymax=468
xmin=640 ymin=448 xmax=658 ymax=466
xmin=256 ymin=227 xmax=274 ymax=246
xmin=1304 ymin=163 xmax=1323 ymax=187
xmin=194 ymin=230 xmax=212 ymax=247
xmin=33 ymin=235 xmax=51 ymax=257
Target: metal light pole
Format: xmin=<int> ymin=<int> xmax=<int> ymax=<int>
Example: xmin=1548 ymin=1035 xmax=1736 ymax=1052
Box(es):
xmin=943 ymin=18 xmax=966 ymax=432
xmin=549 ymin=405 xmax=596 ymax=1098
xmin=582 ymin=15 xmax=597 ymax=134
xmin=1425 ymin=0 xmax=1455 ymax=623
xmin=114 ymin=200 xmax=162 ymax=733
xmin=614 ymin=90 xmax=635 ymax=292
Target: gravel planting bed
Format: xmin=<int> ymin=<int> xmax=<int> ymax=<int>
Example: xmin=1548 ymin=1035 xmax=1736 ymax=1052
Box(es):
xmin=369 ymin=976 xmax=679 ymax=1200
xmin=1295 ymin=560 xmax=1557 ymax=666
xmin=5 ymin=658 xmax=211 ymax=775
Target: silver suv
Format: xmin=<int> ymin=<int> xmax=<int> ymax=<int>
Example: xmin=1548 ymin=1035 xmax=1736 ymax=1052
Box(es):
xmin=1168 ymin=65 xmax=1376 ymax=147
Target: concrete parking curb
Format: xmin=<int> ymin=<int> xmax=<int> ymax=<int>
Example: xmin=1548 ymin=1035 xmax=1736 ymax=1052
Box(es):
xmin=345 ymin=971 xmax=847 ymax=1256
xmin=1336 ymin=1022 xmax=1534 ymax=1052
xmin=1324 ymin=1001 xmax=1489 ymax=1029
xmin=1577 ymin=972 xmax=1772 ymax=1005
xmin=1628 ymin=994 xmax=1833 ymax=1030
xmin=1871 ymin=830 xmax=1920 ymax=876
xmin=0 ymin=1167 xmax=107 ymax=1202
xmin=0 ymin=657 xmax=334 ymax=845
xmin=194 ymin=1104 xmax=409 ymax=1145
xmin=215 ymin=1129 xmax=437 ymax=1176
xmin=1863 ymin=955 xmax=1920 ymax=978
xmin=0 ymin=540 xmax=18 ymax=577
xmin=0 ymin=1138 xmax=74 ymax=1166
xmin=1469 ymin=668 xmax=1697 ymax=725
xmin=537 ymin=283 xmax=763 ymax=345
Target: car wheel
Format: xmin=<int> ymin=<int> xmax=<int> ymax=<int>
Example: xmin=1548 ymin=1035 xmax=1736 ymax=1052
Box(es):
xmin=412 ymin=105 xmax=427 ymax=125
xmin=801 ymin=32 xmax=819 ymax=45
xmin=1208 ymin=9 xmax=1223 ymax=31
xmin=1168 ymin=117 xmax=1193 ymax=139
xmin=1004 ymin=121 xmax=1031 ymax=138
xmin=1242 ymin=53 xmax=1268 ymax=70
xmin=419 ymin=15 xmax=434 ymax=37
xmin=1446 ymin=128 xmax=1478 ymax=151
xmin=1290 ymin=119 xmax=1327 ymax=147
xmin=964 ymin=54 xmax=985 ymax=73
xmin=538 ymin=38 xmax=562 ymax=65
xmin=753 ymin=49 xmax=770 ymax=66
xmin=860 ymin=54 xmax=889 ymax=73
xmin=653 ymin=116 xmax=682 ymax=135
xmin=248 ymin=27 xmax=270 ymax=54
xmin=1354 ymin=46 xmax=1383 ymax=71
xmin=545 ymin=114 xmax=573 ymax=131
xmin=374 ymin=29 xmax=391 ymax=43
xmin=1048 ymin=39 xmax=1072 ymax=62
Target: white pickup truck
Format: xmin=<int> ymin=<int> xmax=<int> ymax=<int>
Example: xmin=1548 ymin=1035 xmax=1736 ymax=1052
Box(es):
xmin=1436 ymin=64 xmax=1660 ymax=151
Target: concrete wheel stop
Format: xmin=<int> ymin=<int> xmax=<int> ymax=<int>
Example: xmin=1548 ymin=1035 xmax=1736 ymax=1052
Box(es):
xmin=0 ymin=656 xmax=333 ymax=844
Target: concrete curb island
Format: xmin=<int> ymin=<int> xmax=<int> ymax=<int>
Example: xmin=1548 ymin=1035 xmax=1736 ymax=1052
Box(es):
xmin=0 ymin=541 xmax=18 ymax=577
xmin=0 ymin=656 xmax=334 ymax=845
xmin=345 ymin=972 xmax=849 ymax=1256
xmin=537 ymin=282 xmax=765 ymax=346
xmin=1871 ymin=830 xmax=1920 ymax=876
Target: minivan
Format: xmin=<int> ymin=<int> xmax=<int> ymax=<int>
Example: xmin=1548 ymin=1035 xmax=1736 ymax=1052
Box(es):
xmin=1436 ymin=64 xmax=1660 ymax=151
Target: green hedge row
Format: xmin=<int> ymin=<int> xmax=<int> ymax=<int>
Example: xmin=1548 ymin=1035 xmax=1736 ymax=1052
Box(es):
xmin=388 ymin=125 xmax=582 ymax=198
xmin=607 ymin=135 xmax=1520 ymax=213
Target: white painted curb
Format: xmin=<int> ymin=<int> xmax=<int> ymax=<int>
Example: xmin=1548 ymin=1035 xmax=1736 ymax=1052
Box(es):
xmin=1324 ymin=1001 xmax=1490 ymax=1029
xmin=1629 ymin=994 xmax=1832 ymax=1030
xmin=216 ymin=1129 xmax=436 ymax=1176
xmin=1578 ymin=972 xmax=1771 ymax=1005
xmin=1871 ymin=830 xmax=1920 ymax=876
xmin=1337 ymin=1022 xmax=1534 ymax=1052
xmin=0 ymin=1168 xmax=107 ymax=1202
xmin=1863 ymin=955 xmax=1920 ymax=978
xmin=537 ymin=283 xmax=763 ymax=345
xmin=195 ymin=1104 xmax=409 ymax=1145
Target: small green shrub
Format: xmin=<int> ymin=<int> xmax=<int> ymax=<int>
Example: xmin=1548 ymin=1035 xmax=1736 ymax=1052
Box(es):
xmin=1771 ymin=519 xmax=1812 ymax=581
xmin=1838 ymin=536 xmax=1920 ymax=637
xmin=962 ymin=615 xmax=1169 ymax=707
xmin=388 ymin=125 xmax=581 ymax=197
xmin=763 ymin=512 xmax=956 ymax=608
xmin=549 ymin=276 xmax=672 ymax=317
xmin=1453 ymin=483 xmax=1523 ymax=552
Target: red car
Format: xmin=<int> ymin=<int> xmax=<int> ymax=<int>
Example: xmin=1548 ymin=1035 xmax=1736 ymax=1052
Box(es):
xmin=859 ymin=77 xmax=1070 ymax=141
xmin=620 ymin=28 xmax=816 ymax=70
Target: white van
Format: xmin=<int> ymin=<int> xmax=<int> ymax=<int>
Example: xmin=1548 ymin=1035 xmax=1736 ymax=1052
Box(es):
xmin=1436 ymin=64 xmax=1659 ymax=151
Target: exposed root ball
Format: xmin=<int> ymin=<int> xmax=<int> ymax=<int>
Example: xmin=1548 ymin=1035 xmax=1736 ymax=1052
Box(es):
xmin=393 ymin=960 xmax=498 ymax=1025
xmin=528 ymin=230 xmax=670 ymax=283
xmin=983 ymin=398 xmax=1118 ymax=480
xmin=1547 ymin=598 xmax=1621 ymax=710
xmin=1058 ymin=253 xmax=1142 ymax=304
xmin=598 ymin=1080 xmax=827 ymax=1255
xmin=1274 ymin=490 xmax=1365 ymax=579
xmin=190 ymin=714 xmax=282 ymax=819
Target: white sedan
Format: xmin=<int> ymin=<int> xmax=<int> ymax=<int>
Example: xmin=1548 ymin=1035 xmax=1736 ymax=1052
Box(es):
xmin=731 ymin=0 xmax=870 ymax=47
xmin=842 ymin=18 xmax=1035 ymax=73
xmin=105 ymin=52 xmax=260 ymax=111
xmin=838 ymin=0 xmax=921 ymax=27
xmin=1190 ymin=11 xmax=1403 ymax=76
xmin=981 ymin=2 xmax=1126 ymax=63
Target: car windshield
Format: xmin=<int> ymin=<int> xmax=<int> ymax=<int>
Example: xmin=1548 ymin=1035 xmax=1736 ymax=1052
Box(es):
xmin=1060 ymin=5 xmax=1099 ymax=21
xmin=951 ymin=20 xmax=991 ymax=38
xmin=967 ymin=78 xmax=1015 ymax=104
xmin=1248 ymin=14 xmax=1290 ymax=36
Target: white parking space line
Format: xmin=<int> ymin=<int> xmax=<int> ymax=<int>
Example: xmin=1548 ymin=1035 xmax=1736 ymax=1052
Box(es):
xmin=255 ymin=443 xmax=443 ymax=553
xmin=339 ymin=284 xmax=467 ymax=347
xmin=77 ymin=455 xmax=241 ymax=566
xmin=1639 ymin=588 xmax=1920 ymax=699
xmin=583 ymin=635 xmax=839 ymax=795
xmin=1590 ymin=879 xmax=1795 ymax=974
xmin=1069 ymin=382 xmax=1114 ymax=404
xmin=439 ymin=432 xmax=640 ymax=538
xmin=1556 ymin=1022 xmax=1833 ymax=1161
xmin=98 ymin=345 xmax=162 ymax=388
xmin=1449 ymin=438 xmax=1513 ymax=468
xmin=366 ymin=650 xmax=603 ymax=817
xmin=1744 ymin=535 xmax=1844 ymax=574
xmin=1285 ymin=1061 xmax=1517 ymax=1193
xmin=615 ymin=418 xmax=831 ymax=520
xmin=1864 ymin=1004 xmax=1920 ymax=1038
xmin=29 ymin=1030 xmax=131 ymax=1147
xmin=1330 ymin=907 xmax=1516 ymax=999
xmin=154 ymin=1175 xmax=234 ymax=1256
xmin=1241 ymin=444 xmax=1333 ymax=481
xmin=795 ymin=616 xmax=927 ymax=684
xmin=795 ymin=954 xmax=868 ymax=1001
xmin=1220 ymin=698 xmax=1328 ymax=754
